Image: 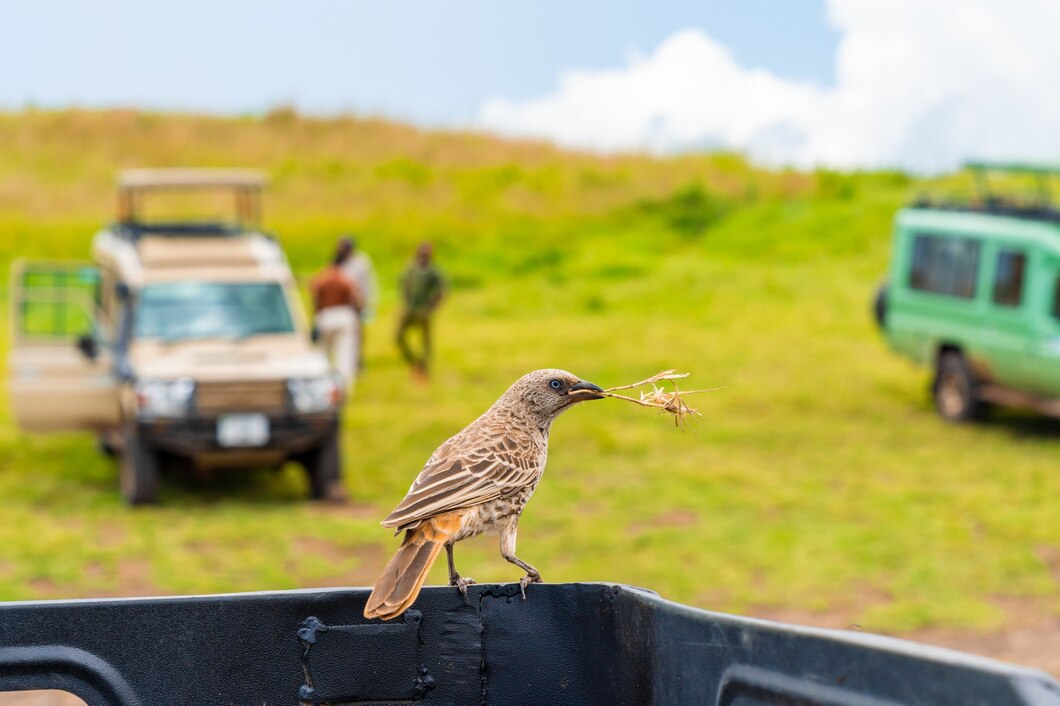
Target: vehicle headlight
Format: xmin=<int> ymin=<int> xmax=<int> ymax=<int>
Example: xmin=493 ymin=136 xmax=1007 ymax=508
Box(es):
xmin=287 ymin=376 xmax=342 ymax=413
xmin=135 ymin=378 xmax=196 ymax=418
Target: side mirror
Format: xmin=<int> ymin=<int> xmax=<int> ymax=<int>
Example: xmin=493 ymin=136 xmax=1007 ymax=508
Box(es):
xmin=76 ymin=334 xmax=98 ymax=361
xmin=309 ymin=326 xmax=321 ymax=344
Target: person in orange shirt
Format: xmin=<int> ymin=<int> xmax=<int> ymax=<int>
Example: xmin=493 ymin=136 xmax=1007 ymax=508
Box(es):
xmin=309 ymin=240 xmax=364 ymax=388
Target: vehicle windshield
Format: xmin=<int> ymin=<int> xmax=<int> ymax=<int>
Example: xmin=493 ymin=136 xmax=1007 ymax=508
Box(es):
xmin=135 ymin=282 xmax=295 ymax=342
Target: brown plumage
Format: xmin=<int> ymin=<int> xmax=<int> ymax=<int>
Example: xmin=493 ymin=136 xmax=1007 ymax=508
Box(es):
xmin=364 ymin=369 xmax=604 ymax=620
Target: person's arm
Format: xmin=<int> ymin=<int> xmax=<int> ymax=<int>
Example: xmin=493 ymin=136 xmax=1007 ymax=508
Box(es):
xmin=364 ymin=256 xmax=377 ymax=311
xmin=348 ymin=279 xmax=365 ymax=312
xmin=428 ymin=269 xmax=447 ymax=310
xmin=400 ymin=267 xmax=412 ymax=306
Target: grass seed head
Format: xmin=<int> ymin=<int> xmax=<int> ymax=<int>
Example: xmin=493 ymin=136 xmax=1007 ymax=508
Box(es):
xmin=575 ymin=369 xmax=720 ymax=430
xmin=639 ymin=384 xmax=700 ymax=426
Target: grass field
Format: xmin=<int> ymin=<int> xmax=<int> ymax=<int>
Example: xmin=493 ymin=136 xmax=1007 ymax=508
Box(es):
xmin=0 ymin=110 xmax=1056 ymax=670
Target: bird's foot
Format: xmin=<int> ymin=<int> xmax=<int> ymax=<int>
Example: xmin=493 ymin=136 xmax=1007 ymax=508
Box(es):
xmin=518 ymin=573 xmax=542 ymax=600
xmin=451 ymin=575 xmax=476 ymax=604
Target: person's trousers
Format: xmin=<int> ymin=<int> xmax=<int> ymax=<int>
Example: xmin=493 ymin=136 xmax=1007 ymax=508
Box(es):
xmin=316 ymin=306 xmax=358 ymax=388
xmin=396 ymin=309 xmax=431 ymax=369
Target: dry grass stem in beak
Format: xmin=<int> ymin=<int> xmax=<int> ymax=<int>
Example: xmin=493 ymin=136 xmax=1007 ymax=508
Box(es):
xmin=570 ymin=369 xmax=722 ymax=429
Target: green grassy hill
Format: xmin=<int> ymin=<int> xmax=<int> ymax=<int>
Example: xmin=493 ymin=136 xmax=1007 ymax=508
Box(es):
xmin=0 ymin=110 xmax=1055 ymax=645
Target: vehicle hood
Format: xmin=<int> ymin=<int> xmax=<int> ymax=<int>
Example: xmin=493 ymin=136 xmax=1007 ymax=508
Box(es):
xmin=130 ymin=334 xmax=330 ymax=381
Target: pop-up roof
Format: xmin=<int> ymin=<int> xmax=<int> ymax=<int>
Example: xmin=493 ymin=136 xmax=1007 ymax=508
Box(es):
xmin=116 ymin=168 xmax=267 ymax=229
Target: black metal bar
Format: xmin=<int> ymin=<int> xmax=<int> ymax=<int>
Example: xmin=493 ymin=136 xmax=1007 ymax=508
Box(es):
xmin=0 ymin=583 xmax=1055 ymax=706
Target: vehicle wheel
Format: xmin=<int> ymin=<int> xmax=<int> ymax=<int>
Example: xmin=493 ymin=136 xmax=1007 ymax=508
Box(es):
xmin=299 ymin=433 xmax=345 ymax=501
xmin=873 ymin=282 xmax=888 ymax=329
xmin=120 ymin=424 xmax=161 ymax=505
xmin=933 ymin=352 xmax=980 ymax=423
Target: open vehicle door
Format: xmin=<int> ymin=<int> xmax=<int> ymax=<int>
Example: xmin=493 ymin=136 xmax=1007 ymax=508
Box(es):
xmin=8 ymin=259 xmax=121 ymax=432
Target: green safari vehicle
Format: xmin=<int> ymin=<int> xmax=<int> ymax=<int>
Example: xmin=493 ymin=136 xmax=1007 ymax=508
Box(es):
xmin=876 ymin=161 xmax=1060 ymax=422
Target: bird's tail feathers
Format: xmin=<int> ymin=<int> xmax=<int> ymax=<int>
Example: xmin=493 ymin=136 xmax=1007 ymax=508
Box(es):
xmin=363 ymin=513 xmax=462 ymax=620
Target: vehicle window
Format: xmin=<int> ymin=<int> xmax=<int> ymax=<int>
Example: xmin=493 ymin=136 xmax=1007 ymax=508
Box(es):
xmin=135 ymin=282 xmax=295 ymax=342
xmin=909 ymin=234 xmax=980 ymax=299
xmin=17 ymin=265 xmax=99 ymax=339
xmin=991 ymin=250 xmax=1026 ymax=307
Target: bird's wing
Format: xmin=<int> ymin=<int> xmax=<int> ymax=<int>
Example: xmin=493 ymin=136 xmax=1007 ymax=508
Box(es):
xmin=382 ymin=428 xmax=539 ymax=530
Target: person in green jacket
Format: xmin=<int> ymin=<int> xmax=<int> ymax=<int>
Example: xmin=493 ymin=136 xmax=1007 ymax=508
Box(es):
xmin=396 ymin=242 xmax=447 ymax=380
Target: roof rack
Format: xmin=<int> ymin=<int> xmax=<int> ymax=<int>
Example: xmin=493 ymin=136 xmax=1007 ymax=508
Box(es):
xmin=116 ymin=168 xmax=267 ymax=228
xmin=964 ymin=160 xmax=1060 ymax=176
xmin=911 ymin=161 xmax=1060 ymax=223
xmin=118 ymin=168 xmax=267 ymax=190
xmin=965 ymin=160 xmax=1057 ymax=208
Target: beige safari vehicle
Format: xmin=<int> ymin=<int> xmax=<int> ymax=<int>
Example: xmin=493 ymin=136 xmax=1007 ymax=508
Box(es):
xmin=8 ymin=169 xmax=345 ymax=504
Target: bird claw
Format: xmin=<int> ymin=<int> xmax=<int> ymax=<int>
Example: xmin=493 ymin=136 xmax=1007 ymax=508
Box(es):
xmin=518 ymin=573 xmax=542 ymax=600
xmin=452 ymin=576 xmax=476 ymax=604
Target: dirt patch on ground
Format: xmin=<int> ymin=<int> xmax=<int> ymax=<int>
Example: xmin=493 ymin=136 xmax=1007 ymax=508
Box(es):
xmin=27 ymin=559 xmax=163 ymax=601
xmin=94 ymin=524 xmax=127 ymax=550
xmin=627 ymin=508 xmax=700 ymax=534
xmin=905 ymin=595 xmax=1060 ymax=677
xmin=1036 ymin=545 xmax=1060 ymax=584
xmin=294 ymin=535 xmax=352 ymax=564
xmin=311 ymin=501 xmax=382 ymax=521
xmin=26 ymin=578 xmax=60 ymax=600
xmin=909 ymin=617 xmax=1060 ymax=677
xmin=315 ymin=543 xmax=388 ymax=588
xmin=752 ymin=594 xmax=1060 ymax=678
xmin=108 ymin=558 xmax=162 ymax=597
xmin=291 ymin=537 xmax=388 ymax=588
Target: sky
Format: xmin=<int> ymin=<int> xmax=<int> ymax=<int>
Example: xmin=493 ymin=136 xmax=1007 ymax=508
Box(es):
xmin=2 ymin=0 xmax=1058 ymax=171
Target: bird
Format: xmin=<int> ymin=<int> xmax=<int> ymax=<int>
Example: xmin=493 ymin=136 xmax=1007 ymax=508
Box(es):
xmin=363 ymin=369 xmax=605 ymax=621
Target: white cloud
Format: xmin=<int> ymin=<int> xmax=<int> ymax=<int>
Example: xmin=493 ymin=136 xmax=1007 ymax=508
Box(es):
xmin=477 ymin=0 xmax=1060 ymax=171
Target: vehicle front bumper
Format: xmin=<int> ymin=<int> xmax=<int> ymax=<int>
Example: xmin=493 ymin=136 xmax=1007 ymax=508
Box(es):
xmin=138 ymin=413 xmax=338 ymax=458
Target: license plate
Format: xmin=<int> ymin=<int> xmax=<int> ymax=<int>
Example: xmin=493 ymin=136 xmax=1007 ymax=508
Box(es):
xmin=217 ymin=414 xmax=269 ymax=448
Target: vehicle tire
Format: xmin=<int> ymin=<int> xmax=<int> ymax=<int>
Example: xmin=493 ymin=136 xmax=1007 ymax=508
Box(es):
xmin=120 ymin=424 xmax=161 ymax=505
xmin=873 ymin=282 xmax=888 ymax=329
xmin=300 ymin=432 xmax=344 ymax=501
xmin=933 ymin=351 xmax=980 ymax=423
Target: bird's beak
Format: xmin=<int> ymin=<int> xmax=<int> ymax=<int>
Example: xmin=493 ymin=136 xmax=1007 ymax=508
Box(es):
xmin=568 ymin=380 xmax=605 ymax=401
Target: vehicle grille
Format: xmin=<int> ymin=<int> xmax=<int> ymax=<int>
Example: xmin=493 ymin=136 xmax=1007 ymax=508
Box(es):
xmin=195 ymin=380 xmax=287 ymax=416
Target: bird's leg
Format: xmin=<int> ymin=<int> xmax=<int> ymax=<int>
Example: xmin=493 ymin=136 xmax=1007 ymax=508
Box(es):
xmin=445 ymin=543 xmax=459 ymax=583
xmin=499 ymin=522 xmax=542 ymax=600
xmin=446 ymin=543 xmax=475 ymax=604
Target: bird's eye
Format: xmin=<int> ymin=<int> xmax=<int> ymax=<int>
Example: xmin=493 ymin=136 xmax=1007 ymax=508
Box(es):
xmin=549 ymin=379 xmax=562 ymax=390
